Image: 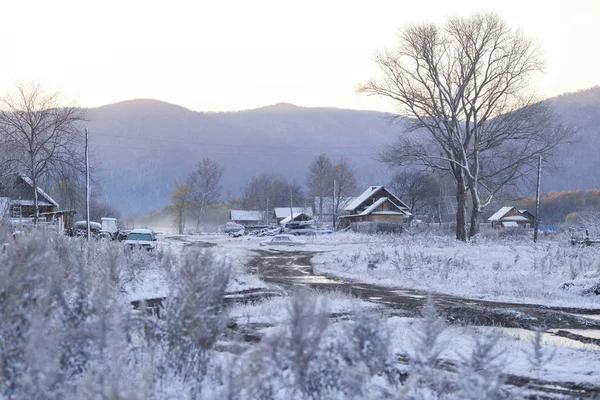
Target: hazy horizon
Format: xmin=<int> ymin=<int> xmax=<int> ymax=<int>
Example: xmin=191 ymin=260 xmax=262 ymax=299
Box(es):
xmin=92 ymin=83 xmax=600 ymax=114
xmin=2 ymin=0 xmax=599 ymax=113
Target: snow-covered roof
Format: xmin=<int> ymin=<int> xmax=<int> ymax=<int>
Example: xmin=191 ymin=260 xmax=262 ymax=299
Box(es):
xmin=345 ymin=186 xmax=382 ymax=211
xmin=344 ymin=186 xmax=410 ymax=214
xmin=503 ymin=215 xmax=529 ymax=222
xmin=280 ymin=212 xmax=314 ymax=225
xmin=10 ymin=199 xmax=53 ymax=207
xmin=359 ymin=197 xmax=410 ymax=216
xmin=19 ymin=175 xmax=59 ymax=208
xmin=487 ymin=206 xmax=517 ymax=222
xmin=230 ymin=210 xmax=264 ymax=221
xmin=274 ymin=207 xmax=313 ymax=219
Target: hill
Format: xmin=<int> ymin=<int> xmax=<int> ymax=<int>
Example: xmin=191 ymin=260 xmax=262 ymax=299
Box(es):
xmin=86 ymin=87 xmax=600 ymax=216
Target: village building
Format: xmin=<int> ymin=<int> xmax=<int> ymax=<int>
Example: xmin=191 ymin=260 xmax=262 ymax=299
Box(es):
xmin=229 ymin=210 xmax=268 ymax=227
xmin=279 ymin=211 xmax=314 ymax=225
xmin=0 ymin=175 xmax=76 ymax=230
xmin=337 ymin=186 xmax=412 ymax=229
xmin=487 ymin=206 xmax=536 ymax=228
xmin=273 ymin=207 xmax=313 ymax=223
xmin=0 ymin=175 xmax=59 ymax=218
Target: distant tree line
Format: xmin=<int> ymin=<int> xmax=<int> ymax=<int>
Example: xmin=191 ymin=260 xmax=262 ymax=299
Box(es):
xmin=516 ymin=189 xmax=600 ymax=225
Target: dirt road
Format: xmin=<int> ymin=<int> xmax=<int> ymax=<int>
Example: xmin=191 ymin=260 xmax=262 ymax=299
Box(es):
xmin=247 ymin=249 xmax=600 ymax=331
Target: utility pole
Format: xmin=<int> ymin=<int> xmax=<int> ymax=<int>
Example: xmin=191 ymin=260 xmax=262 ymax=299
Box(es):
xmin=85 ymin=127 xmax=91 ymax=241
xmin=265 ymin=198 xmax=269 ymax=227
xmin=289 ymin=188 xmax=294 ymax=225
xmin=533 ymin=155 xmax=542 ymax=243
xmin=332 ymin=179 xmax=337 ymax=230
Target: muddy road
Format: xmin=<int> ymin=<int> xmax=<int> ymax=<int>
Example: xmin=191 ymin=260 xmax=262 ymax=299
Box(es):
xmin=247 ymin=249 xmax=600 ymax=331
xmin=246 ymin=248 xmax=600 ymax=398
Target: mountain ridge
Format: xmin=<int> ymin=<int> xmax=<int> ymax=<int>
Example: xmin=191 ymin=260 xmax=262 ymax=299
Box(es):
xmin=84 ymin=87 xmax=600 ymax=216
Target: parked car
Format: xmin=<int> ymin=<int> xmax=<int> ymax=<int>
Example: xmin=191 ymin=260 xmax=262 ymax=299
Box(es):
xmin=256 ymin=227 xmax=281 ymax=237
xmin=229 ymin=228 xmax=245 ymax=237
xmin=260 ymin=234 xmax=306 ymax=247
xmin=124 ymin=229 xmax=158 ymax=250
xmin=223 ymin=222 xmax=245 ymax=233
xmin=283 ymin=221 xmax=317 ymax=236
xmin=72 ymin=221 xmax=102 ymax=238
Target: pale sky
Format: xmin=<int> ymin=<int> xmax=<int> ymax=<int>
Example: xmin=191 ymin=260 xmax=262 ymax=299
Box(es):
xmin=1 ymin=0 xmax=597 ymax=113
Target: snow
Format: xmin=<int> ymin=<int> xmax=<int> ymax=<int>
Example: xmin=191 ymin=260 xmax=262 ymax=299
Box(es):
xmin=230 ymin=209 xmax=264 ymax=221
xmin=273 ymin=207 xmax=313 ymax=219
xmin=279 ymin=212 xmax=314 ymax=224
xmin=344 ymin=186 xmax=382 ymax=211
xmin=488 ymin=206 xmax=518 ymax=221
xmin=19 ymin=175 xmax=60 ymax=207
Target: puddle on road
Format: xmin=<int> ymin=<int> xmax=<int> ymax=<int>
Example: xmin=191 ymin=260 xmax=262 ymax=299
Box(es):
xmin=393 ymin=290 xmax=427 ymax=299
xmin=290 ymin=275 xmax=342 ymax=284
xmin=549 ymin=328 xmax=600 ymax=340
xmin=572 ymin=313 xmax=600 ymax=321
xmin=487 ymin=327 xmax=600 ymax=351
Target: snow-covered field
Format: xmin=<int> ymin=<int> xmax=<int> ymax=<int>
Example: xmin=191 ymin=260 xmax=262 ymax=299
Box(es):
xmin=3 ymin=228 xmax=599 ymax=399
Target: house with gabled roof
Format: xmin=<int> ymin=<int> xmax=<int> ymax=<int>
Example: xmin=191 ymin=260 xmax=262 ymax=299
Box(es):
xmin=0 ymin=175 xmax=59 ymax=220
xmin=230 ymin=210 xmax=268 ymax=227
xmin=338 ymin=186 xmax=412 ymax=229
xmin=488 ymin=206 xmax=535 ymax=228
xmin=279 ymin=212 xmax=314 ymax=225
xmin=274 ymin=207 xmax=313 ymax=223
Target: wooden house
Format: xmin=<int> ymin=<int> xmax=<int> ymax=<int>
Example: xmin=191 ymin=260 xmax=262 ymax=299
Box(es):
xmin=488 ymin=206 xmax=534 ymax=228
xmin=274 ymin=207 xmax=313 ymax=223
xmin=279 ymin=212 xmax=314 ymax=225
xmin=337 ymin=186 xmax=412 ymax=229
xmin=230 ymin=210 xmax=268 ymax=227
xmin=0 ymin=175 xmax=59 ymax=220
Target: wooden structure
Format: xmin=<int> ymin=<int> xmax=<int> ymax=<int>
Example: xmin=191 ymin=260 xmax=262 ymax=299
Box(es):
xmin=338 ymin=186 xmax=411 ymax=229
xmin=0 ymin=175 xmax=59 ymax=222
xmin=230 ymin=210 xmax=267 ymax=227
xmin=274 ymin=207 xmax=313 ymax=223
xmin=488 ymin=206 xmax=535 ymax=228
xmin=279 ymin=212 xmax=314 ymax=225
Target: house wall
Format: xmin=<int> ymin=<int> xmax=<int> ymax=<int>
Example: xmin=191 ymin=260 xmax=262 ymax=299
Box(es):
xmin=365 ymin=214 xmax=404 ymax=224
xmin=338 ymin=214 xmax=403 ymax=229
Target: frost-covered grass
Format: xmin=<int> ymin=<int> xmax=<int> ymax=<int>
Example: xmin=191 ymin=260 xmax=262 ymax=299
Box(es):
xmin=3 ymin=228 xmax=598 ymax=399
xmin=304 ymin=231 xmax=600 ymax=307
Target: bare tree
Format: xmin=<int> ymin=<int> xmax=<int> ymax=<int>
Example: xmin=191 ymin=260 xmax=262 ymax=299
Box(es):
xmin=389 ymin=170 xmax=440 ymax=218
xmin=331 ymin=159 xmax=358 ymax=227
xmin=243 ymin=173 xmax=305 ymax=211
xmin=307 ymin=154 xmax=333 ymax=223
xmin=0 ymin=83 xmax=86 ymax=224
xmin=171 ymin=182 xmax=191 ymax=234
xmin=359 ymin=13 xmax=572 ymax=240
xmin=187 ymin=158 xmax=223 ymax=231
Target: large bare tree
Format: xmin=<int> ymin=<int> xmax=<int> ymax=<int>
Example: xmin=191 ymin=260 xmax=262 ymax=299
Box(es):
xmin=242 ymin=173 xmax=305 ymax=213
xmin=307 ymin=154 xmax=334 ymax=223
xmin=0 ymin=83 xmax=85 ymax=223
xmin=389 ymin=170 xmax=440 ymax=217
xmin=331 ymin=158 xmax=358 ymax=228
xmin=359 ymin=13 xmax=572 ymax=241
xmin=187 ymin=157 xmax=223 ymax=231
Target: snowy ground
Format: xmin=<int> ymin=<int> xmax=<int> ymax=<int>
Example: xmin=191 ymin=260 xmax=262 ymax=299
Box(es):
xmin=125 ymin=230 xmax=600 ymax=397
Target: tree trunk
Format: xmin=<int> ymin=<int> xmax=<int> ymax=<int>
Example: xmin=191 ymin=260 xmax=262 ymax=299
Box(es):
xmin=469 ymin=186 xmax=481 ymax=239
xmin=455 ymin=176 xmax=468 ymax=242
xmin=32 ymin=175 xmax=39 ymax=226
